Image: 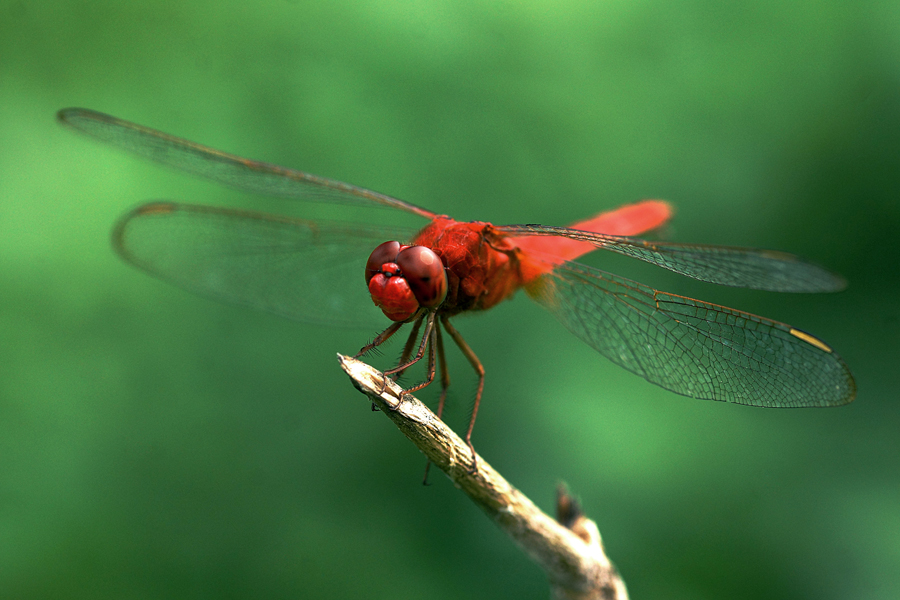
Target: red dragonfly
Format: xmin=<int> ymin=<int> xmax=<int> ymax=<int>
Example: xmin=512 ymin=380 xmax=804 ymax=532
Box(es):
xmin=59 ymin=108 xmax=856 ymax=463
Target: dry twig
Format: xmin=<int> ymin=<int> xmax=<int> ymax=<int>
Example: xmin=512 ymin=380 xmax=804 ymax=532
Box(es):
xmin=338 ymin=354 xmax=628 ymax=600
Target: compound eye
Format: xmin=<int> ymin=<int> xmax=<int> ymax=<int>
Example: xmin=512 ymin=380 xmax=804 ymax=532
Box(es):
xmin=365 ymin=241 xmax=402 ymax=284
xmin=395 ymin=246 xmax=448 ymax=308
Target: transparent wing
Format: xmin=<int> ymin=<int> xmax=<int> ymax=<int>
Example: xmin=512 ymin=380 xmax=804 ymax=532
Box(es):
xmin=114 ymin=202 xmax=420 ymax=329
xmin=526 ymin=260 xmax=856 ymax=407
xmin=497 ymin=224 xmax=846 ymax=293
xmin=58 ymin=108 xmax=437 ymax=219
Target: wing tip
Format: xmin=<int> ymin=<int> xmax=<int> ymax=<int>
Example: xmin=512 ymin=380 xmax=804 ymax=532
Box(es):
xmin=56 ymin=107 xmax=85 ymax=129
xmin=56 ymin=107 xmax=100 ymax=127
xmin=111 ymin=202 xmax=179 ymax=262
xmin=827 ymin=272 xmax=849 ymax=292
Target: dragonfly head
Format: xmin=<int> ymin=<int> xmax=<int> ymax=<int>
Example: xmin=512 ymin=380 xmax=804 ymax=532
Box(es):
xmin=365 ymin=241 xmax=448 ymax=322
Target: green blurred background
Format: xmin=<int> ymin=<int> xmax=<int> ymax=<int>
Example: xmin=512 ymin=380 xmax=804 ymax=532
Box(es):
xmin=2 ymin=1 xmax=898 ymax=598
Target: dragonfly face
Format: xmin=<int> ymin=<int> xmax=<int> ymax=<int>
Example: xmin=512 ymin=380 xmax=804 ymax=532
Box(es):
xmin=365 ymin=241 xmax=448 ymax=322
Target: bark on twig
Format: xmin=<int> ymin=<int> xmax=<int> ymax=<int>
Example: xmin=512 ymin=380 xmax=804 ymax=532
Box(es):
xmin=338 ymin=354 xmax=628 ymax=600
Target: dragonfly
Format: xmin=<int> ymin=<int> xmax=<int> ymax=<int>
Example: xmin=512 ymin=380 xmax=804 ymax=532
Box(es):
xmin=58 ymin=108 xmax=856 ymax=467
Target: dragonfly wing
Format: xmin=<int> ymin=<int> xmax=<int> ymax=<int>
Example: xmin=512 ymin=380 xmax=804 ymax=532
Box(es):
xmin=497 ymin=224 xmax=846 ymax=293
xmin=526 ymin=260 xmax=856 ymax=407
xmin=114 ymin=202 xmax=419 ymax=329
xmin=58 ymin=108 xmax=437 ymax=219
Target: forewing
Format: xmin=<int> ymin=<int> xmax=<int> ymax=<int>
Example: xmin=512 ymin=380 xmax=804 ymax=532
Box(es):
xmin=497 ymin=224 xmax=846 ymax=293
xmin=58 ymin=108 xmax=437 ymax=219
xmin=526 ymin=260 xmax=856 ymax=407
xmin=114 ymin=202 xmax=419 ymax=329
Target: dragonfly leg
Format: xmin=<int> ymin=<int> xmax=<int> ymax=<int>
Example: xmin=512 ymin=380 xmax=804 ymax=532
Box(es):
xmin=356 ymin=310 xmax=427 ymax=395
xmin=392 ymin=314 xmax=426 ymax=381
xmin=434 ymin=323 xmax=451 ymax=421
xmin=441 ymin=316 xmax=484 ymax=473
xmin=401 ymin=319 xmax=438 ymax=399
xmin=355 ymin=320 xmax=402 ymax=409
xmin=355 ymin=320 xmax=405 ymax=358
xmin=422 ymin=323 xmax=451 ymax=485
xmin=383 ymin=312 xmax=436 ymax=401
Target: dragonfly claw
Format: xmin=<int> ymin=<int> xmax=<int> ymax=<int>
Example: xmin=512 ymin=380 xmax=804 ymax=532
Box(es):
xmin=466 ymin=440 xmax=478 ymax=475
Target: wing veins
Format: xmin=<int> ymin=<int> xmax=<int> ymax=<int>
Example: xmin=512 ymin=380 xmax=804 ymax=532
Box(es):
xmin=531 ymin=259 xmax=854 ymax=407
xmin=501 ymin=223 xmax=845 ymax=293
xmin=58 ymin=108 xmax=437 ymax=219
